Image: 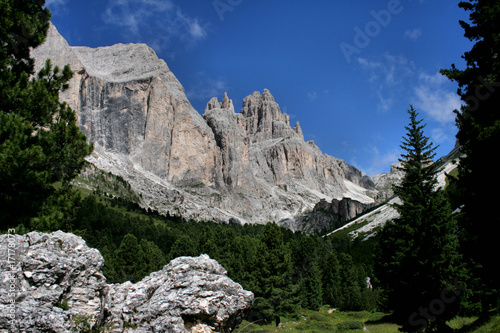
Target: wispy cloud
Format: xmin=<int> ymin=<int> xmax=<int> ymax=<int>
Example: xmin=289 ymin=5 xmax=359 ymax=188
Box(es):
xmin=404 ymin=28 xmax=422 ymax=40
xmin=307 ymin=91 xmax=318 ymax=101
xmin=430 ymin=127 xmax=454 ymax=145
xmin=413 ymin=72 xmax=461 ymax=124
xmin=352 ymin=144 xmax=400 ymax=177
xmin=45 ymin=0 xmax=67 ymax=6
xmin=102 ymin=0 xmax=208 ymax=54
xmin=358 ymin=54 xmax=460 ymax=123
xmin=45 ymin=0 xmax=68 ymax=13
xmin=186 ymin=72 xmax=230 ymax=107
xmin=358 ymin=53 xmax=415 ymax=112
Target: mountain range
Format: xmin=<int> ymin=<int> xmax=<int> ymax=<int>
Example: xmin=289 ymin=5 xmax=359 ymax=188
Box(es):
xmin=32 ymin=24 xmax=390 ymax=231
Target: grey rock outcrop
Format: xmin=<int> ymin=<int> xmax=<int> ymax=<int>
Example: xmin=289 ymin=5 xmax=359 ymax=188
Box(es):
xmin=299 ymin=197 xmax=376 ymax=232
xmin=372 ymin=162 xmax=405 ymax=201
xmin=32 ymin=23 xmax=380 ymax=231
xmin=202 ymin=90 xmax=378 ymax=230
xmin=33 ymin=23 xmax=222 ymax=187
xmin=0 ymin=231 xmax=253 ymax=333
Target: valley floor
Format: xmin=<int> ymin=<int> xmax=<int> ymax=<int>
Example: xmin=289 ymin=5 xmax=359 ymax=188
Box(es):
xmin=234 ymin=308 xmax=500 ymax=333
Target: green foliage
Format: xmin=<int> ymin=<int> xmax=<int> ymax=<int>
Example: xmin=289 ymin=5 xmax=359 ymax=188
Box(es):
xmin=57 ymin=193 xmax=379 ymax=320
xmin=30 ymin=183 xmax=83 ymax=231
xmin=0 ymin=0 xmax=92 ymax=229
xmin=0 ymin=0 xmax=50 ymax=76
xmin=169 ymin=234 xmax=198 ymax=260
xmin=337 ymin=320 xmax=364 ymax=330
xmin=114 ymin=234 xmax=147 ymax=282
xmin=236 ymin=309 xmax=400 ymax=332
xmin=374 ymin=107 xmax=463 ymax=332
xmin=298 ymin=261 xmax=323 ymax=310
xmin=440 ymin=0 xmax=500 ymax=318
xmin=77 ymin=163 xmax=141 ymax=203
xmin=68 ymin=313 xmax=112 ymax=333
xmin=69 ymin=314 xmax=95 ymax=333
xmin=57 ymin=299 xmax=70 ymax=311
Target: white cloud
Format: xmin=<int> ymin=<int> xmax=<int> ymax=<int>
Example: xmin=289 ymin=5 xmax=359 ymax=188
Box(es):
xmin=307 ymin=91 xmax=318 ymax=101
xmin=102 ymin=0 xmax=207 ymax=52
xmin=186 ymin=72 xmax=230 ymax=105
xmin=376 ymin=92 xmax=393 ymax=112
xmin=404 ymin=28 xmax=422 ymax=40
xmin=413 ymin=72 xmax=461 ymax=124
xmin=189 ymin=20 xmax=206 ymax=38
xmin=430 ymin=127 xmax=454 ymax=144
xmin=357 ymin=57 xmax=382 ymax=70
xmin=358 ymin=54 xmax=415 ymax=112
xmin=45 ymin=0 xmax=66 ymax=6
xmin=353 ymin=145 xmax=400 ymax=177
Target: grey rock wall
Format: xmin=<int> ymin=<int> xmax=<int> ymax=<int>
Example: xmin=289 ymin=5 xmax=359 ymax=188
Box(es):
xmin=302 ymin=197 xmax=377 ymax=232
xmin=31 ymin=23 xmax=381 ymax=231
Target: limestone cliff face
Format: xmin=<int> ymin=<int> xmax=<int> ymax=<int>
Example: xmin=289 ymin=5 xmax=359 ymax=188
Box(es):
xmin=300 ymin=198 xmax=377 ymax=232
xmin=372 ymin=162 xmax=405 ymax=201
xmin=33 ymin=24 xmax=223 ymax=188
xmin=201 ymin=89 xmax=379 ymax=229
xmin=32 ymin=24 xmax=380 ymax=231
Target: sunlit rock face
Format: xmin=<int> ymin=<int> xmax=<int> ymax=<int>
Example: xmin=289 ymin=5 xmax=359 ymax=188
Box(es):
xmin=32 ymin=24 xmax=380 ymax=231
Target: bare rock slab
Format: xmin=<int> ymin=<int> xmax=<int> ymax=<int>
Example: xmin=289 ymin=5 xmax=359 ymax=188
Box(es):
xmin=0 ymin=231 xmax=253 ymax=332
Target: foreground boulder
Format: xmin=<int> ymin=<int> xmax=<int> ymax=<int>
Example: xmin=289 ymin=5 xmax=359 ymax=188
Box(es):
xmin=0 ymin=231 xmax=253 ymax=332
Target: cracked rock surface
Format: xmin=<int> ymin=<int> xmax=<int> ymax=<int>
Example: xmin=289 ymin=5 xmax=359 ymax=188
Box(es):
xmin=30 ymin=24 xmax=381 ymax=232
xmin=0 ymin=231 xmax=253 ymax=332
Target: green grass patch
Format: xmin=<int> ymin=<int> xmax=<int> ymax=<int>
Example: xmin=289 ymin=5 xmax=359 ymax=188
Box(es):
xmin=235 ymin=308 xmax=401 ymax=333
xmin=235 ymin=311 xmax=500 ymax=333
xmin=470 ymin=315 xmax=500 ymax=332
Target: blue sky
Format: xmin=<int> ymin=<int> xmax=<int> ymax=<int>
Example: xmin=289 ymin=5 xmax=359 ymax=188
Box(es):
xmin=46 ymin=0 xmax=472 ymax=176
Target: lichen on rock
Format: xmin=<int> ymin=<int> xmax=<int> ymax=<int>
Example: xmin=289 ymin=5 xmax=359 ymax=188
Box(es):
xmin=0 ymin=231 xmax=253 ymax=332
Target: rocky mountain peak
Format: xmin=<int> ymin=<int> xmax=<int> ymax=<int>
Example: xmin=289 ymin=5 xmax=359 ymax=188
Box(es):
xmin=293 ymin=121 xmax=304 ymax=140
xmin=222 ymin=91 xmax=233 ymax=109
xmin=239 ymin=89 xmax=295 ymax=143
xmin=72 ymin=43 xmax=170 ymax=83
xmin=205 ymin=92 xmax=234 ymax=113
xmin=32 ymin=24 xmax=381 ymax=231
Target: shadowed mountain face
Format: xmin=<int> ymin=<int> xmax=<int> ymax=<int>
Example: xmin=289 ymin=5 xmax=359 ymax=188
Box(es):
xmin=32 ymin=24 xmax=379 ymax=231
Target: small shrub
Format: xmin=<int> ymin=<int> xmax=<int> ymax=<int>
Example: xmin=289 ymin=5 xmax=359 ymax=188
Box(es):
xmin=70 ymin=314 xmax=93 ymax=332
xmin=337 ymin=320 xmax=364 ymax=330
xmin=57 ymin=299 xmax=70 ymax=310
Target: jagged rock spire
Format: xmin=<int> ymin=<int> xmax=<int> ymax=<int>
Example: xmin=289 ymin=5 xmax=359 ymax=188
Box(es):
xmin=205 ymin=92 xmax=234 ymax=113
xmin=293 ymin=121 xmax=304 ymax=140
xmin=32 ymin=25 xmax=379 ymax=232
xmin=222 ymin=92 xmax=231 ymax=108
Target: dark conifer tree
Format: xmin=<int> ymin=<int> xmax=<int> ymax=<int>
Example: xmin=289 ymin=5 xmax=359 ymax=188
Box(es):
xmin=115 ymin=234 xmax=147 ymax=283
xmin=321 ymin=251 xmax=341 ymax=307
xmin=254 ymin=223 xmax=297 ymax=319
xmin=0 ymin=0 xmax=92 ymax=229
xmin=440 ymin=0 xmax=500 ymax=319
xmin=374 ymin=107 xmax=462 ymax=332
xmin=168 ymin=234 xmax=199 ymax=260
xmin=140 ymin=239 xmax=167 ymax=273
xmin=298 ymin=261 xmax=323 ymax=310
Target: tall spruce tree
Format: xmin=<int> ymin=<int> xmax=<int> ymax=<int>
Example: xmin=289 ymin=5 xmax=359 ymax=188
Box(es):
xmin=254 ymin=223 xmax=297 ymax=319
xmin=374 ymin=107 xmax=462 ymax=332
xmin=0 ymin=0 xmax=92 ymax=229
xmin=440 ymin=0 xmax=500 ymax=319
